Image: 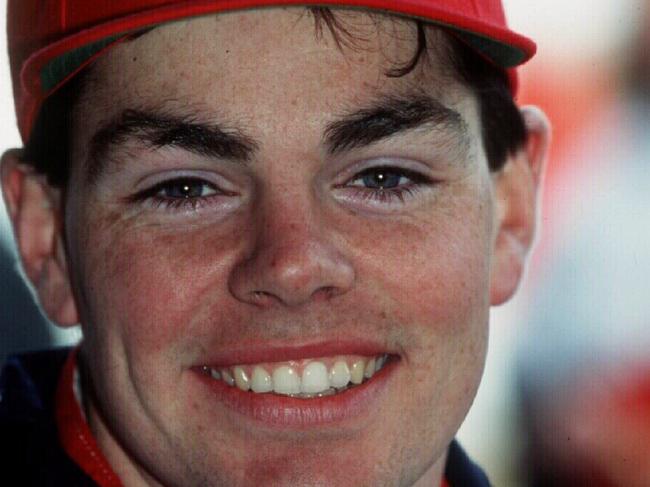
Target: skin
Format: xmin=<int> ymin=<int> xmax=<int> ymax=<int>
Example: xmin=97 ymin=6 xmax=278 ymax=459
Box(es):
xmin=1 ymin=8 xmax=549 ymax=487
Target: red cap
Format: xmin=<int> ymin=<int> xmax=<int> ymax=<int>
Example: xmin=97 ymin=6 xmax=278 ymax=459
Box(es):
xmin=8 ymin=0 xmax=536 ymax=143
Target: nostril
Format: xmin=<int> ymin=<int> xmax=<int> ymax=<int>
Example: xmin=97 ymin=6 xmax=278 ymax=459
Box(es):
xmin=250 ymin=290 xmax=274 ymax=306
xmin=247 ymin=285 xmax=339 ymax=307
xmin=316 ymin=286 xmax=337 ymax=301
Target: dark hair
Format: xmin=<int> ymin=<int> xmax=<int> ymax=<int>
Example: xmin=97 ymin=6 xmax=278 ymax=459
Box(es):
xmin=448 ymin=31 xmax=527 ymax=172
xmin=23 ymin=69 xmax=85 ymax=187
xmin=23 ymin=8 xmax=526 ymax=187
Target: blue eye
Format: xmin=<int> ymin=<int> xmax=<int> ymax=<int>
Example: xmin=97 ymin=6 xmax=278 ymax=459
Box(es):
xmin=130 ymin=177 xmax=225 ymax=211
xmin=357 ymin=168 xmax=409 ymax=190
xmin=154 ymin=178 xmax=217 ymax=199
xmin=345 ymin=166 xmax=431 ymax=204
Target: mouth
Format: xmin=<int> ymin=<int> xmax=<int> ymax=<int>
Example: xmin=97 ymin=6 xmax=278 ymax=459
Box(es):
xmin=198 ymin=353 xmax=392 ymax=398
xmin=191 ymin=342 xmax=399 ymax=427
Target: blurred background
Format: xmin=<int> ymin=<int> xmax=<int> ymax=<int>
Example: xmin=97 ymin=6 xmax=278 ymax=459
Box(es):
xmin=1 ymin=1 xmax=649 ymax=485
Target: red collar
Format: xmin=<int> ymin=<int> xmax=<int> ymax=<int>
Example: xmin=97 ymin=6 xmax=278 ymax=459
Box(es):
xmin=55 ymin=349 xmax=450 ymax=487
xmin=55 ymin=348 xmax=123 ymax=487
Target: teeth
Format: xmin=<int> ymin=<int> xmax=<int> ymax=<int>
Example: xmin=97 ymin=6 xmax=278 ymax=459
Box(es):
xmin=364 ymin=357 xmax=376 ymax=379
xmin=329 ymin=361 xmax=351 ymax=389
xmin=272 ymin=366 xmax=301 ymax=395
xmin=251 ymin=366 xmax=273 ymax=393
xmin=221 ymin=369 xmax=235 ymax=386
xmin=301 ymin=361 xmax=329 ymax=394
xmin=375 ymin=354 xmax=387 ymax=372
xmin=350 ymin=360 xmax=365 ymax=385
xmin=205 ymin=354 xmax=391 ymax=397
xmin=291 ymin=387 xmax=338 ymax=398
xmin=233 ymin=366 xmax=250 ymax=391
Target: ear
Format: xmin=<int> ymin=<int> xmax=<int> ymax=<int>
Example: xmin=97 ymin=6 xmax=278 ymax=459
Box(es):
xmin=489 ymin=106 xmax=550 ymax=306
xmin=1 ymin=150 xmax=79 ymax=326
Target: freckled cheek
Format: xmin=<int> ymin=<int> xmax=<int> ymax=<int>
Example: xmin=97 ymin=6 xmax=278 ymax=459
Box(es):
xmin=79 ymin=224 xmax=240 ymax=354
xmin=354 ymin=212 xmax=491 ymax=333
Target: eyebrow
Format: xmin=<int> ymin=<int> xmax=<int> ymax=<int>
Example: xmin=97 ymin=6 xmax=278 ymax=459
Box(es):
xmin=85 ymin=109 xmax=258 ymax=184
xmin=85 ymin=93 xmax=467 ymax=184
xmin=323 ymin=93 xmax=468 ymax=155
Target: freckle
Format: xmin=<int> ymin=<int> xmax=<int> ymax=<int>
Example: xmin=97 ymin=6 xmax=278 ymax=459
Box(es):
xmin=379 ymin=310 xmax=387 ymax=319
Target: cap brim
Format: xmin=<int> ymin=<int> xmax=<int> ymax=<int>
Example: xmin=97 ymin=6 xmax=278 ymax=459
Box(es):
xmin=19 ymin=0 xmax=536 ymax=139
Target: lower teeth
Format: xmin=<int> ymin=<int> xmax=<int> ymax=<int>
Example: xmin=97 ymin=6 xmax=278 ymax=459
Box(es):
xmin=285 ymin=385 xmax=351 ymax=399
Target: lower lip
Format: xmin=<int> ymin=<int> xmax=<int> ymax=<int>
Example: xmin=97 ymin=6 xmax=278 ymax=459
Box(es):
xmin=193 ymin=359 xmax=397 ymax=428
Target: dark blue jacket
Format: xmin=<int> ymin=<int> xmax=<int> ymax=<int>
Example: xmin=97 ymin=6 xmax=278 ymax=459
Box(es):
xmin=0 ymin=349 xmax=491 ymax=486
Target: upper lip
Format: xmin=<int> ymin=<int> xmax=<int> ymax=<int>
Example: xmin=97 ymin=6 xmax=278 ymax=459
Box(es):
xmin=194 ymin=339 xmax=395 ymax=367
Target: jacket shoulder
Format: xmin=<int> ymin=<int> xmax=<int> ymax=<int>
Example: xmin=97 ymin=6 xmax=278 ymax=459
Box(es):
xmin=445 ymin=440 xmax=492 ymax=487
xmin=0 ymin=348 xmax=97 ymax=486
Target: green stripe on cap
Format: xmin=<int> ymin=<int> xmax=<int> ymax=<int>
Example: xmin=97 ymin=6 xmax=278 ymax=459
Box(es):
xmin=430 ymin=20 xmax=527 ymax=68
xmin=455 ymin=31 xmax=526 ymax=68
xmin=40 ymin=35 xmax=122 ymax=92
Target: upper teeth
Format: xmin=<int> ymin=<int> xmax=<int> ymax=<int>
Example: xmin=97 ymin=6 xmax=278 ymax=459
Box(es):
xmin=202 ymin=354 xmax=389 ymax=397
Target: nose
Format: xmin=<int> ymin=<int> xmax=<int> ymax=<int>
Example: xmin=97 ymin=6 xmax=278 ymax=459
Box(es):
xmin=228 ymin=197 xmax=355 ymax=308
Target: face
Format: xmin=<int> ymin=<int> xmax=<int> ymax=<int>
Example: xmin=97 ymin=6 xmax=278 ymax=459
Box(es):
xmin=36 ymin=9 xmax=505 ymax=487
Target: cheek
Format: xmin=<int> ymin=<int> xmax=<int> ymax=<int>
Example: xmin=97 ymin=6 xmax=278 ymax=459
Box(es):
xmin=345 ymin=180 xmax=493 ymax=429
xmin=71 ymin=210 xmax=244 ymax=357
xmin=351 ymin=188 xmax=494 ymax=335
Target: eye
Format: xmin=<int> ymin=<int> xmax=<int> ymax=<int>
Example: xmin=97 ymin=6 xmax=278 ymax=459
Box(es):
xmin=341 ymin=166 xmax=432 ymax=205
xmin=349 ymin=167 xmax=415 ymax=190
xmin=130 ymin=176 xmax=231 ymax=211
xmin=153 ymin=178 xmax=218 ymax=199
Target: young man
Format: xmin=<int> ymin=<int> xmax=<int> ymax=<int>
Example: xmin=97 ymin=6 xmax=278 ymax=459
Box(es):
xmin=0 ymin=1 xmax=549 ymax=486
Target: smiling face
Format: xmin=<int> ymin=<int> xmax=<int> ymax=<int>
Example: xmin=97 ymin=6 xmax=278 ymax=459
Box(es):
xmin=15 ymin=8 xmax=520 ymax=487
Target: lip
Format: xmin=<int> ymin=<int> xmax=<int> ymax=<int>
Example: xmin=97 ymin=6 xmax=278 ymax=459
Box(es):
xmin=194 ymin=339 xmax=393 ymax=367
xmin=194 ymin=358 xmax=396 ymax=428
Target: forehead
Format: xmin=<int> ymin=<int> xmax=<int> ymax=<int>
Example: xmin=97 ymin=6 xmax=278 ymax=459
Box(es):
xmin=73 ymin=8 xmax=477 ymax=158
